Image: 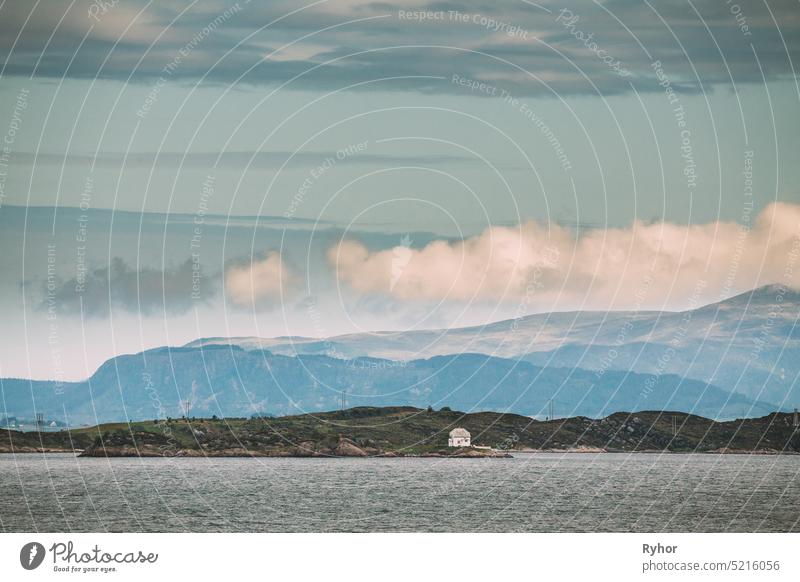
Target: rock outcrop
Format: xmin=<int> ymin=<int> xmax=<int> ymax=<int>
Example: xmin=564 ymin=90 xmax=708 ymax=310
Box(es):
xmin=333 ymin=438 xmax=368 ymax=457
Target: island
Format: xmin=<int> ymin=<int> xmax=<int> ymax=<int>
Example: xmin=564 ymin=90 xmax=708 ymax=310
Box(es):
xmin=2 ymin=406 xmax=799 ymax=457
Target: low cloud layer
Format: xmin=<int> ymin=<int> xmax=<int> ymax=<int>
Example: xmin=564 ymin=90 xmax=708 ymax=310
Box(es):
xmin=328 ymin=202 xmax=800 ymax=311
xmin=225 ymin=252 xmax=294 ymax=309
xmin=40 ymin=257 xmax=214 ymax=317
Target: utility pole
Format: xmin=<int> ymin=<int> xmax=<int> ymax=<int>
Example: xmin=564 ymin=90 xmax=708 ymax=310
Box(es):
xmin=794 ymin=408 xmax=798 ymax=428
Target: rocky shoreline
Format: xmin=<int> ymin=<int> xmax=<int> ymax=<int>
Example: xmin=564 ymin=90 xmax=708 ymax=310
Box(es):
xmin=76 ymin=436 xmax=513 ymax=458
xmin=7 ymin=445 xmax=795 ymax=457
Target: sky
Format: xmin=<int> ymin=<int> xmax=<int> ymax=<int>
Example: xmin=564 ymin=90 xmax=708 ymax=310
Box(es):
xmin=0 ymin=0 xmax=799 ymax=380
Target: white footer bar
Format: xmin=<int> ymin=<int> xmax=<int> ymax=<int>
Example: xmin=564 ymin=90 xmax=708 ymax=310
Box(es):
xmin=2 ymin=533 xmax=797 ymax=581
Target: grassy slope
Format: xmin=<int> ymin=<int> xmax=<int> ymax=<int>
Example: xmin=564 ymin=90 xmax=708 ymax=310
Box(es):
xmin=2 ymin=407 xmax=799 ymax=455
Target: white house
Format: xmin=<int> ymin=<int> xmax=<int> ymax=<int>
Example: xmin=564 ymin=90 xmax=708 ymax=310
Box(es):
xmin=448 ymin=427 xmax=471 ymax=447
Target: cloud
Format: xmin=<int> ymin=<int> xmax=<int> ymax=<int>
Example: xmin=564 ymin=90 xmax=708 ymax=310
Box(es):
xmin=225 ymin=252 xmax=296 ymax=308
xmin=1 ymin=0 xmax=798 ymax=95
xmin=9 ymin=150 xmax=475 ymax=169
xmin=327 ymin=202 xmax=800 ymax=311
xmin=40 ymin=257 xmax=214 ymax=317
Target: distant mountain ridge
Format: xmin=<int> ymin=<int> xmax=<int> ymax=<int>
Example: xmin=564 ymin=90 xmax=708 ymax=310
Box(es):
xmin=0 ymin=347 xmax=780 ymax=424
xmin=187 ymin=285 xmax=800 ymax=407
xmin=1 ymin=285 xmax=795 ymax=424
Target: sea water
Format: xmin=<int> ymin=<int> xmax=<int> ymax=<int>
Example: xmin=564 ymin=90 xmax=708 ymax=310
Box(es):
xmin=1 ymin=453 xmax=798 ymax=532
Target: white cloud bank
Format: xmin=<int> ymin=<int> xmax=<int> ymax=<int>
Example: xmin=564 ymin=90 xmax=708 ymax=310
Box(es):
xmin=225 ymin=252 xmax=294 ymax=308
xmin=328 ymin=202 xmax=800 ymax=311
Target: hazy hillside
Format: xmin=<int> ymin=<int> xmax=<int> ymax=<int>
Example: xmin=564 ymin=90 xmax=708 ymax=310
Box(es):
xmin=2 ymin=285 xmax=795 ymax=425
xmin=0 ymin=346 xmax=778 ymax=424
xmin=188 ymin=285 xmax=799 ymax=405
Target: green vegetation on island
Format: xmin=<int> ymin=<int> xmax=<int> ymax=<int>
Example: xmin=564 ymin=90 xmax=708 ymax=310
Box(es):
xmin=2 ymin=406 xmax=799 ymax=457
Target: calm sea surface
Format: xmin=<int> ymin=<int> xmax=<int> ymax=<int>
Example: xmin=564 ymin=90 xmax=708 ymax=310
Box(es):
xmin=1 ymin=453 xmax=798 ymax=532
